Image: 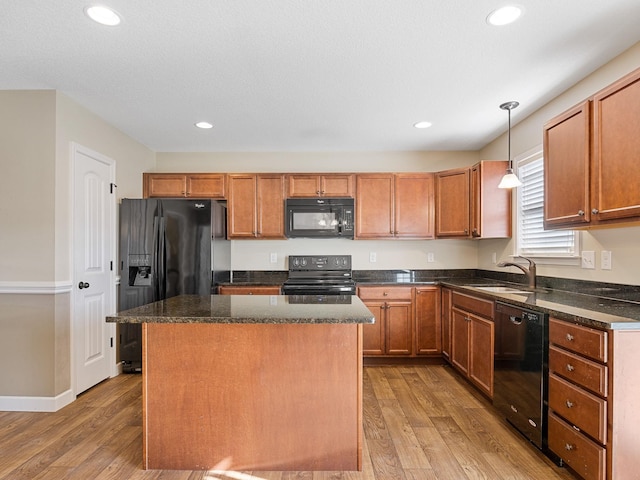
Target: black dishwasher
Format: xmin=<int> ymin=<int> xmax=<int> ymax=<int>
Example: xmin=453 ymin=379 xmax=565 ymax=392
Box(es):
xmin=493 ymin=301 xmax=549 ymax=450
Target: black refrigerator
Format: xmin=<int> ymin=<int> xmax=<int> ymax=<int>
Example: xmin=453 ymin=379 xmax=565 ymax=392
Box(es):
xmin=118 ymin=198 xmax=230 ymax=372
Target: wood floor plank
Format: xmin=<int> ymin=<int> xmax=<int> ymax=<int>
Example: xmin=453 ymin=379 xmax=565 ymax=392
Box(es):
xmin=0 ymin=366 xmax=578 ymax=480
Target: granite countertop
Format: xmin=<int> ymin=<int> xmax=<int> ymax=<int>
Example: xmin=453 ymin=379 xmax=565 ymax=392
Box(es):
xmin=441 ymin=279 xmax=640 ymax=330
xmin=106 ymin=294 xmax=375 ymax=325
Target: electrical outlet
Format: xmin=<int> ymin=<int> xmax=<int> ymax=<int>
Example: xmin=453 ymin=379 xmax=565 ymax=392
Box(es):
xmin=581 ymin=250 xmax=595 ymax=269
xmin=492 ymin=252 xmax=497 ymax=264
xmin=601 ymin=251 xmax=612 ymax=270
xmin=369 ymin=252 xmax=377 ymax=263
xmin=427 ymin=252 xmax=435 ymax=263
xmin=270 ymin=252 xmax=277 ymax=263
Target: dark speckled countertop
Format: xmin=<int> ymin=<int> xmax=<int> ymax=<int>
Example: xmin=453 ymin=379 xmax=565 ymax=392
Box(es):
xmin=441 ymin=278 xmax=640 ymax=330
xmin=106 ymin=294 xmax=375 ymax=325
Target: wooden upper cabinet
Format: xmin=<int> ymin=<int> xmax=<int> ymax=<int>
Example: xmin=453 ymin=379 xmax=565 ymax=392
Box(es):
xmin=592 ymin=68 xmax=640 ymax=223
xmin=543 ymin=101 xmax=592 ymax=229
xmin=143 ymin=173 xmax=225 ymax=198
xmin=544 ymin=67 xmax=640 ymax=229
xmin=287 ymin=174 xmax=354 ymax=197
xmin=227 ymin=174 xmax=285 ymax=239
xmin=470 ymin=161 xmax=511 ymax=238
xmin=435 ymin=167 xmax=470 ymax=237
xmin=394 ymin=174 xmax=435 ymax=239
xmin=436 ymin=162 xmax=511 ymax=239
xmin=355 ymin=173 xmax=434 ymax=239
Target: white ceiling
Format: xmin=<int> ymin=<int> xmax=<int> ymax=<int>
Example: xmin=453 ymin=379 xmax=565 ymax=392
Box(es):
xmin=1 ymin=1 xmax=639 ymax=153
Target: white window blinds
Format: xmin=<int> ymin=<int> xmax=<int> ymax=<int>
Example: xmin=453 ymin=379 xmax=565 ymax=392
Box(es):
xmin=517 ymin=153 xmax=577 ymax=257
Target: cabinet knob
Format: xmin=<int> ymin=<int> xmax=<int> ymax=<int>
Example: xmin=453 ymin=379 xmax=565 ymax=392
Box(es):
xmin=566 ymin=333 xmax=574 ymax=341
xmin=592 ymin=208 xmax=599 ymax=214
xmin=564 ymin=443 xmax=574 ymax=451
xmin=248 ymin=292 xmax=253 ymax=295
xmin=316 ymin=190 xmax=321 ymax=195
xmin=566 ymin=400 xmax=574 ymax=408
xmin=383 ymin=292 xmax=388 ymax=296
xmin=566 ymin=364 xmax=575 ymax=372
xmin=577 ymin=210 xmax=585 ymax=216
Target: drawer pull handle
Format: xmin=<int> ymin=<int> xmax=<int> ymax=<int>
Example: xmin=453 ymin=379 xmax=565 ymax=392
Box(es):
xmin=566 ymin=333 xmax=574 ymax=341
xmin=566 ymin=364 xmax=575 ymax=372
xmin=565 ymin=443 xmax=575 ymax=451
xmin=566 ymin=400 xmax=574 ymax=408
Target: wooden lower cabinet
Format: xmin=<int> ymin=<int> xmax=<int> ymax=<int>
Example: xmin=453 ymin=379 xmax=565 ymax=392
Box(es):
xmin=358 ymin=285 xmax=440 ymax=358
xmin=450 ymin=291 xmax=494 ymax=398
xmin=441 ymin=287 xmax=452 ymax=360
xmin=548 ymin=318 xmax=640 ymax=480
xmin=218 ymin=286 xmax=281 ymax=295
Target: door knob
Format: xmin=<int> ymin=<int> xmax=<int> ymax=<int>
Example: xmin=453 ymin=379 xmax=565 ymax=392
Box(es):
xmin=78 ymin=282 xmax=90 ymax=289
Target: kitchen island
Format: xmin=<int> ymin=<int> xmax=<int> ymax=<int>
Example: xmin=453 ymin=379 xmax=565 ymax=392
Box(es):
xmin=107 ymin=294 xmax=374 ymax=472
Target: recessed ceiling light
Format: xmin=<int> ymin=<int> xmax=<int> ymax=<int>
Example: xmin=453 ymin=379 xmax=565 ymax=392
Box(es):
xmin=487 ymin=5 xmax=523 ymax=26
xmin=85 ymin=5 xmax=122 ymax=26
xmin=195 ymin=121 xmax=214 ymax=129
xmin=413 ymin=121 xmax=432 ymax=129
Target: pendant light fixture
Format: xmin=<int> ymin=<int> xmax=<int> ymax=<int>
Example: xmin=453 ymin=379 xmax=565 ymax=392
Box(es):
xmin=498 ymin=101 xmax=522 ymax=189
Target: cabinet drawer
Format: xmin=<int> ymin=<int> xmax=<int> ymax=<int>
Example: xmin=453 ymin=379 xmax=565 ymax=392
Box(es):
xmin=549 ymin=374 xmax=607 ymax=444
xmin=218 ymin=286 xmax=281 ymax=295
xmin=357 ymin=286 xmax=413 ymax=301
xmin=548 ymin=412 xmax=606 ymax=480
xmin=549 ymin=346 xmax=608 ymax=397
xmin=451 ymin=291 xmax=493 ymax=319
xmin=549 ymin=318 xmax=608 ymax=363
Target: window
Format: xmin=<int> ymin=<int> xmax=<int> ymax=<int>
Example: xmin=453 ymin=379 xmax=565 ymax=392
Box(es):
xmin=515 ymin=148 xmax=579 ymax=259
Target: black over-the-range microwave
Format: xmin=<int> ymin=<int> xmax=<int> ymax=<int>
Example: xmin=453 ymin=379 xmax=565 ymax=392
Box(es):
xmin=285 ymin=198 xmax=355 ymax=238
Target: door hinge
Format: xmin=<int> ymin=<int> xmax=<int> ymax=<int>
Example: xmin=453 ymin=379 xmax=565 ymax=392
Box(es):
xmin=110 ymin=183 xmax=117 ymax=194
xmin=110 ymin=337 xmax=114 ymax=348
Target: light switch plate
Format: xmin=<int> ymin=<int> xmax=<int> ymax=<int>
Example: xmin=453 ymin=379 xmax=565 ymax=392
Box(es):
xmin=581 ymin=250 xmax=595 ymax=269
xmin=601 ymin=250 xmax=612 ymax=270
xmin=427 ymin=252 xmax=435 ymax=263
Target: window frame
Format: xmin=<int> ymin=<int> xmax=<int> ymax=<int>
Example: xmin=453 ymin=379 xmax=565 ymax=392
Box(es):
xmin=513 ymin=146 xmax=581 ymax=266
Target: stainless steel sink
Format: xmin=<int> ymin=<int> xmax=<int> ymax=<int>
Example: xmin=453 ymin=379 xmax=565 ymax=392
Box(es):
xmin=473 ymin=286 xmax=534 ymax=294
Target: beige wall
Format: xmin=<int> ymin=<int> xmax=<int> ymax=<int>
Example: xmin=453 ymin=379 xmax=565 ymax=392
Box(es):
xmin=478 ymin=41 xmax=640 ymax=286
xmin=0 ymin=90 xmax=154 ymax=403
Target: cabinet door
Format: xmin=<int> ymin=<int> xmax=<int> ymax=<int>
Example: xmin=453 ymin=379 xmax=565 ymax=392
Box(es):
xmin=321 ymin=174 xmax=354 ymax=197
xmin=356 ymin=174 xmax=394 ymax=238
xmin=145 ymin=174 xmax=187 ymax=197
xmin=471 ymin=161 xmax=511 ymax=238
xmin=394 ymin=174 xmax=435 ymax=239
xmin=415 ymin=287 xmax=441 ymax=355
xmin=592 ymin=69 xmax=640 ymax=223
xmin=469 ymin=314 xmax=494 ymax=398
xmin=441 ymin=288 xmax=452 ymax=361
xmin=256 ymin=174 xmax=286 ymax=239
xmin=287 ymin=175 xmax=320 ymax=197
xmin=227 ymin=174 xmax=257 ymax=238
xmin=362 ymin=301 xmax=385 ymax=355
xmin=386 ymin=301 xmax=413 ymax=355
xmin=450 ymin=308 xmax=470 ymax=376
xmin=187 ymin=174 xmax=225 ymax=198
xmin=543 ymin=101 xmax=592 ymax=229
xmin=435 ymin=168 xmax=470 ymax=237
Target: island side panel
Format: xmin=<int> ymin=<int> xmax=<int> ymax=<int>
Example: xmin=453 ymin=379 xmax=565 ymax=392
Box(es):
xmin=142 ymin=322 xmax=363 ymax=471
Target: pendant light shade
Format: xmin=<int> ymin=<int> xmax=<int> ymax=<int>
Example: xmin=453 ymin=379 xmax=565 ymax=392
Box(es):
xmin=498 ymin=101 xmax=522 ymax=189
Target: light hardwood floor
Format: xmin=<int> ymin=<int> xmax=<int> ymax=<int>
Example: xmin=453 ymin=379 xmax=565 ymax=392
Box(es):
xmin=0 ymin=365 xmax=576 ymax=480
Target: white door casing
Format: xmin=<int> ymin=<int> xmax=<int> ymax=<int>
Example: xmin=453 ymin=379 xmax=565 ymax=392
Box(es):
xmin=72 ymin=143 xmax=116 ymax=394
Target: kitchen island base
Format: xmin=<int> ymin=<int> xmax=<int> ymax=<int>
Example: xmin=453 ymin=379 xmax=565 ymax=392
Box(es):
xmin=142 ymin=322 xmax=363 ymax=471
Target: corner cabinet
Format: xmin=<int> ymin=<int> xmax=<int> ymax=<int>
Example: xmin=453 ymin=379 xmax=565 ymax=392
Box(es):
xmin=355 ymin=173 xmax=434 ymax=239
xmin=450 ymin=291 xmax=494 ymax=398
xmin=435 ymin=161 xmax=511 ymax=238
xmin=287 ymin=174 xmax=354 ymax=197
xmin=143 ymin=173 xmax=226 ymax=198
xmin=544 ymin=67 xmax=640 ymax=229
xmin=227 ymin=174 xmax=286 ymax=239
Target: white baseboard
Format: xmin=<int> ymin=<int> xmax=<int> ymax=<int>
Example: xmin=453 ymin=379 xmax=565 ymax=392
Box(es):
xmin=0 ymin=389 xmax=75 ymax=412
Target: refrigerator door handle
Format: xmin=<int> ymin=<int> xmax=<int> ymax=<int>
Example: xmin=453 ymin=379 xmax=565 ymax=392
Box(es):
xmin=157 ymin=216 xmax=167 ymax=300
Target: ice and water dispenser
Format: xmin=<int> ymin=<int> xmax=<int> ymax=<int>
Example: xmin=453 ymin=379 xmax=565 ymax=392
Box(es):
xmin=128 ymin=254 xmax=152 ymax=286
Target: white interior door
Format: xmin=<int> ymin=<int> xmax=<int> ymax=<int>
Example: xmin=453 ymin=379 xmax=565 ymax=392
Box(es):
xmin=73 ymin=143 xmax=116 ymax=394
